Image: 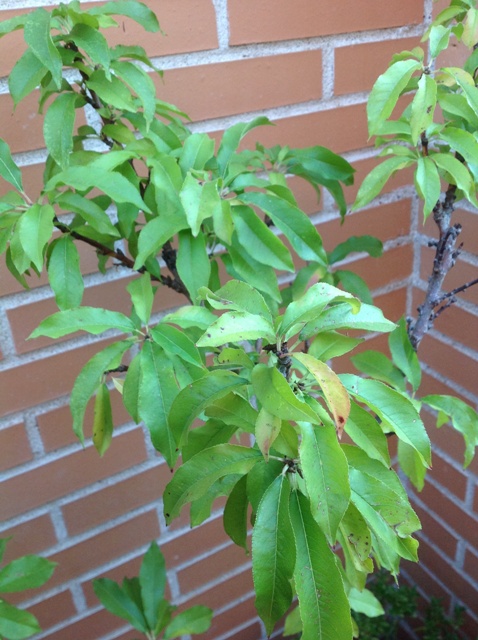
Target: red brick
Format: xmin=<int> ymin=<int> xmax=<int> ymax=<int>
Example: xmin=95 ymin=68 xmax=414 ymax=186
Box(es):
xmin=0 ymin=162 xmax=45 ymax=200
xmin=424 ymin=208 xmax=478 ymax=256
xmin=410 ymin=499 xmax=458 ymax=560
xmin=420 ymin=246 xmax=478 ymax=307
xmin=162 ymin=517 xmax=228 ymax=570
xmin=335 ymin=37 xmax=420 ymax=96
xmin=48 ymin=510 xmax=160 ymax=589
xmin=418 ymin=334 xmax=478 ymax=397
xmin=464 ymin=548 xmax=478 ymax=586
xmin=194 ymin=596 xmax=259 ymax=640
xmin=374 ymin=287 xmax=408 ymax=322
xmin=229 ymin=0 xmax=423 ymax=44
xmin=418 ymin=480 xmax=477 ymax=547
xmin=350 ymin=244 xmax=413 ymax=291
xmin=28 ymin=590 xmax=77 ymax=633
xmin=402 ymin=558 xmax=452 ymax=607
xmin=63 ymin=464 xmax=171 ymax=535
xmin=0 ymin=422 xmax=32 ymax=471
xmin=431 ymin=303 xmax=478 ymax=354
xmin=0 ymin=428 xmax=147 ymax=521
xmin=177 ymin=540 xmax=250 ymax=594
xmin=42 ymin=607 xmax=127 ymax=640
xmin=181 ymin=564 xmax=254 ymax=611
xmin=157 ymin=51 xmax=322 ymax=122
xmin=430 ymin=451 xmax=468 ymax=501
xmin=0 ymin=515 xmax=57 ymax=562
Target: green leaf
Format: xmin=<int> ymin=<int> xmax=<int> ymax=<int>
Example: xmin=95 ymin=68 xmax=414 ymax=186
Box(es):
xmin=294 ymin=353 xmax=351 ymax=435
xmin=217 ymin=117 xmax=271 ymax=176
xmin=205 ymin=393 xmax=257 ymax=433
xmin=139 ymin=542 xmax=166 ymax=631
xmin=24 ymin=8 xmax=62 ymax=89
xmin=279 ymin=282 xmax=359 ymax=340
xmin=309 ymin=332 xmax=363 ymax=362
xmin=351 ymin=350 xmax=406 ymax=391
xmin=0 ymin=15 xmax=27 ymax=37
xmin=251 ymin=364 xmax=319 ymax=423
xmin=253 ymin=475 xmax=295 ymax=635
xmin=348 ymin=588 xmax=384 ymax=617
xmin=338 ymin=503 xmax=373 ymax=576
xmin=163 ymin=606 xmax=213 ymax=639
xmin=432 ymin=152 xmax=475 ymax=203
xmin=47 ymin=166 xmax=150 ymax=213
xmin=9 ymin=49 xmax=48 ymax=106
xmin=29 ymin=307 xmax=136 ymax=339
xmin=93 ymin=578 xmax=148 ymax=632
xmin=89 ymin=0 xmax=161 ymax=32
xmin=86 ymin=69 xmax=137 ymax=111
xmin=190 ymin=474 xmax=241 ymax=526
xmin=290 ymin=491 xmax=353 ymax=640
xmin=415 ymin=156 xmax=441 ymax=219
xmin=179 ymin=133 xmax=215 ymax=174
xmin=44 ymin=93 xmax=78 ymax=169
xmin=345 ymin=401 xmax=391 ymax=468
xmin=388 ymin=317 xmax=421 ymax=391
xmin=138 ymin=341 xmax=179 ymax=468
xmin=422 ymin=395 xmax=478 ymax=467
xmin=240 ymin=191 xmax=326 ymax=265
xmin=17 ymin=204 xmax=54 ymax=271
xmin=70 ymin=340 xmax=132 ymax=443
xmin=112 ymin=60 xmax=156 ymax=128
xmin=334 ymin=270 xmax=373 ymax=304
xmin=353 ymin=156 xmax=415 ymax=210
xmin=341 ymin=375 xmax=431 ymax=466
xmin=231 ymin=205 xmax=294 ymax=272
xmin=223 ymin=475 xmax=249 ymax=552
xmin=163 ymin=444 xmax=262 ymax=523
xmin=122 ymin=352 xmax=141 ymax=423
xmin=398 ymin=439 xmax=426 ymax=491
xmin=199 ymin=279 xmax=272 ymax=320
xmin=69 ymin=23 xmax=111 ymax=72
xmin=134 ymin=214 xmax=188 ymax=269
xmin=429 ymin=24 xmax=451 ymax=58
xmin=0 ymin=140 xmax=23 ymax=192
xmin=367 ymin=59 xmax=422 ymax=135
xmin=0 ymin=555 xmax=55 ymax=593
xmin=169 ymin=371 xmax=248 ymax=446
xmin=176 ymin=230 xmax=211 ymax=302
xmin=298 ymin=422 xmax=350 ymax=544
xmin=162 ymin=305 xmax=216 ymax=330
xmin=300 ymin=302 xmax=396 ymax=340
xmin=328 ymin=235 xmax=383 ymax=264
xmin=0 ymin=600 xmax=40 ymax=640
xmin=255 ymin=407 xmax=282 ymax=461
xmin=56 ymin=192 xmax=119 ymax=237
xmin=151 ymin=324 xmax=203 ymax=367
xmin=92 ymin=383 xmax=114 ymax=457
xmin=127 ymin=273 xmax=154 ymax=326
xmin=440 ymin=126 xmax=478 ymax=169
xmin=222 ymin=247 xmax=281 ymax=302
xmin=48 ymin=236 xmax=84 ymax=310
xmin=196 ymin=311 xmax=276 ymax=348
xmin=410 ymin=74 xmax=437 ymax=144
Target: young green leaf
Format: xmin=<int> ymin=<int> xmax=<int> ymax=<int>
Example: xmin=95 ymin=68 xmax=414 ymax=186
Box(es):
xmin=0 ymin=140 xmax=23 ymax=193
xmin=55 ymin=192 xmax=120 ymax=237
xmin=216 ymin=117 xmax=271 ymax=176
xmin=298 ymin=422 xmax=350 ymax=544
xmin=176 ymin=230 xmax=211 ymax=302
xmin=24 ymin=8 xmax=63 ymax=89
xmin=43 ymin=93 xmax=78 ymax=169
xmin=0 ymin=555 xmax=55 ymax=593
xmin=253 ymin=475 xmax=295 ymax=635
xmin=111 ymin=61 xmax=156 ymax=130
xmin=93 ymin=578 xmax=148 ymax=632
xmin=351 ymin=350 xmax=406 ymax=390
xmin=348 ymin=588 xmax=384 ymax=617
xmin=398 ymin=439 xmax=426 ymax=491
xmin=410 ymin=74 xmax=437 ymax=145
xmin=294 ymin=352 xmax=351 ymax=436
xmin=415 ymin=156 xmax=441 ymax=219
xmin=89 ymin=0 xmax=161 ymax=32
xmin=432 ymin=152 xmax=476 ymax=204
xmin=344 ymin=401 xmax=391 ymax=468
xmin=328 ymin=235 xmax=383 ymax=265
xmin=179 ymin=133 xmax=215 ymax=174
xmin=139 ymin=541 xmax=166 ymax=631
xmin=163 ymin=444 xmax=262 ymax=523
xmin=388 ymin=317 xmax=421 ymax=391
xmin=17 ymin=204 xmax=54 ymax=272
xmin=127 ymin=273 xmax=154 ymax=326
xmin=169 ymin=370 xmax=248 ymax=446
xmin=163 ymin=606 xmax=213 ymax=639
xmin=251 ymin=364 xmax=319 ymax=423
xmin=353 ymin=156 xmax=415 ymax=210
xmin=48 ymin=236 xmax=84 ymax=310
xmin=196 ymin=310 xmax=276 ymax=348
xmin=8 ymin=49 xmax=48 ymax=107
xmin=223 ymin=475 xmax=249 ymax=552
xmin=341 ymin=374 xmax=431 ymax=466
xmin=138 ymin=341 xmax=179 ymax=468
xmin=29 ymin=307 xmax=137 ymax=339
xmin=290 ymin=490 xmax=353 ymax=640
xmin=255 ymin=407 xmax=282 ymax=461
xmin=92 ymin=383 xmax=114 ymax=457
xmin=68 ymin=23 xmax=111 ymax=71
xmin=429 ymin=24 xmax=451 ymax=58
xmin=309 ymin=331 xmax=364 ymax=362
xmin=151 ymin=323 xmax=204 ymax=367
xmin=134 ymin=213 xmax=188 ymax=269
xmin=199 ymin=279 xmax=272 ymax=320
xmin=367 ymin=59 xmax=422 ymax=135
xmin=0 ymin=600 xmax=41 ymax=640
xmin=70 ymin=340 xmax=132 ymax=443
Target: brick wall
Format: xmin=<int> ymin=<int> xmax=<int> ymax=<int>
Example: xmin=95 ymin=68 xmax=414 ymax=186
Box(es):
xmin=0 ymin=1 xmax=476 ymax=639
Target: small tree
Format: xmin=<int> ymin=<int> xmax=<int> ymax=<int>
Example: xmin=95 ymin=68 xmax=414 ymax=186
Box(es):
xmin=0 ymin=1 xmax=476 ymax=638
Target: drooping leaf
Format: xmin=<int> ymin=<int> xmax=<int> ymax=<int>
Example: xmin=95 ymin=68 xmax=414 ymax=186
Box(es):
xmin=17 ymin=204 xmax=54 ymax=272
xmin=251 ymin=364 xmax=319 ymax=423
xmin=92 ymin=383 xmax=114 ymax=457
xmin=388 ymin=317 xmax=421 ymax=391
xmin=328 ymin=235 xmax=383 ymax=264
xmin=0 ymin=555 xmax=55 ymax=593
xmin=151 ymin=323 xmax=204 ymax=368
xmin=255 ymin=407 xmax=282 ymax=461
xmin=217 ymin=117 xmax=271 ymax=176
xmin=196 ymin=310 xmax=276 ymax=348
xmin=163 ymin=444 xmax=262 ymax=523
xmin=345 ymin=401 xmax=391 ymax=468
xmin=24 ymin=8 xmax=62 ymax=89
xmin=176 ymin=230 xmax=211 ymax=302
xmin=410 ymin=73 xmax=437 ymax=144
xmin=47 ymin=235 xmax=84 ymax=310
xmin=432 ymin=151 xmax=476 ymax=204
xmin=351 ymin=350 xmax=406 ymax=391
xmin=294 ymin=353 xmax=351 ymax=436
xmin=348 ymin=588 xmax=384 ymax=617
xmin=127 ymin=273 xmax=154 ymax=326
xmin=134 ymin=213 xmax=188 ymax=269
xmin=198 ymin=279 xmax=272 ymax=320
xmin=68 ymin=23 xmax=111 ymax=71
xmin=398 ymin=439 xmax=426 ymax=491
xmin=93 ymin=578 xmax=148 ymax=632
xmin=353 ymin=156 xmax=415 ymax=210
xmin=205 ymin=393 xmax=258 ymax=433
xmin=290 ymin=491 xmax=353 ymax=640
xmin=8 ymin=49 xmax=48 ymax=106
xmin=341 ymin=375 xmax=431 ymax=466
xmin=253 ymin=475 xmax=295 ymax=635
xmin=56 ymin=192 xmax=120 ymax=237
xmin=0 ymin=140 xmax=23 ymax=192
xmin=44 ymin=92 xmax=78 ymax=169
xmin=415 ymin=156 xmax=441 ymax=219
xmin=169 ymin=371 xmax=248 ymax=446
xmin=29 ymin=307 xmax=137 ymax=339
xmin=223 ymin=475 xmax=249 ymax=552
xmin=0 ymin=600 xmax=41 ymax=640
xmin=138 ymin=341 xmax=179 ymax=468
xmin=309 ymin=332 xmax=363 ymax=362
